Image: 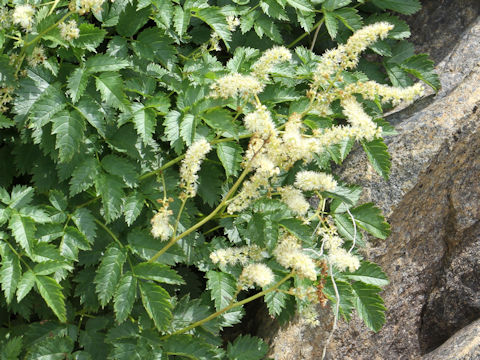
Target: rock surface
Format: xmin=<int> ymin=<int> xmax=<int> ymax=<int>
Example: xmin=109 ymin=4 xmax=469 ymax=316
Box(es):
xmin=266 ymin=3 xmax=480 ymax=360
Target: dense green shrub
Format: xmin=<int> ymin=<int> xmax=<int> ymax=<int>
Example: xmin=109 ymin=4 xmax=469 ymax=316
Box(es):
xmin=0 ymin=0 xmax=438 ymax=358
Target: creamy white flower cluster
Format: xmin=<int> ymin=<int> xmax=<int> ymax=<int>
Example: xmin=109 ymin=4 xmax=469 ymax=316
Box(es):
xmin=226 ymin=15 xmax=240 ymax=32
xmin=209 ymin=244 xmax=264 ymax=267
xmin=151 ymin=206 xmax=173 ymax=241
xmin=179 ymin=139 xmax=212 ymax=198
xmin=210 ymin=74 xmax=264 ymax=99
xmin=252 ymin=46 xmax=292 ymax=80
xmin=273 ymin=233 xmax=317 ymax=281
xmin=13 ymin=4 xmax=35 ymax=31
xmin=27 ymin=46 xmax=46 ymax=67
xmin=78 ymin=0 xmax=105 ymax=15
xmin=59 ymin=20 xmax=80 ymax=41
xmin=318 ymin=218 xmax=360 ymax=272
xmin=345 ymin=81 xmax=425 ymax=107
xmin=239 ymin=263 xmax=274 ymax=288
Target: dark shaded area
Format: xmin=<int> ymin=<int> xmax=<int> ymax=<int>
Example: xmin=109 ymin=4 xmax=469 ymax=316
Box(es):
xmin=404 ymin=0 xmax=480 ymax=63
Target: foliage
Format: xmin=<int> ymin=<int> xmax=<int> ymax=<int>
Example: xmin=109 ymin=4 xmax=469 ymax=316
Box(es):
xmin=0 ymin=0 xmax=437 ymax=358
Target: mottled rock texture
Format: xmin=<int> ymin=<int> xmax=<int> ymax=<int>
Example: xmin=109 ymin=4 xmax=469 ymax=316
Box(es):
xmin=266 ymin=3 xmax=480 ymax=360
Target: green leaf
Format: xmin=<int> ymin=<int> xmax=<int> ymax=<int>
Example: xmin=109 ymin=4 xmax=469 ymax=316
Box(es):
xmin=70 ymin=158 xmax=100 ymax=196
xmin=72 ymin=23 xmax=107 ymax=52
xmin=384 ymin=62 xmax=413 ymax=88
xmin=9 ymin=213 xmax=36 ymax=255
xmin=206 ymin=271 xmax=237 ymax=311
xmin=163 ymin=110 xmax=184 ymax=154
xmin=131 ymin=102 xmax=156 ymax=143
xmin=133 ymin=28 xmax=177 ymax=67
xmin=0 ymin=243 xmax=21 ymax=304
xmin=72 ymin=208 xmax=97 ymax=243
xmin=51 ymin=110 xmax=86 ymax=163
xmin=361 ymin=138 xmax=391 ymax=180
xmin=101 ymin=154 xmax=138 ymax=188
xmin=114 ymin=273 xmax=137 ymax=323
xmin=33 ymin=261 xmax=72 ymax=276
xmin=333 ymin=7 xmax=363 ymax=30
xmin=123 ymin=192 xmax=144 ymax=226
xmin=202 ymin=109 xmax=238 ymax=137
xmin=327 ymin=137 xmax=355 ymax=164
xmin=324 ymin=279 xmax=355 ymax=321
xmin=0 ymin=114 xmax=15 ymax=129
xmin=67 ymin=66 xmax=89 ymax=104
xmin=400 ymin=54 xmax=440 ymax=91
xmin=49 ymin=190 xmax=67 ymax=211
xmin=162 ymin=335 xmax=216 ymax=360
xmin=60 ymin=226 xmax=91 ymax=261
xmin=279 ymin=218 xmax=313 ymax=246
xmin=264 ymin=287 xmax=288 ymax=317
xmin=227 ymin=335 xmax=269 ymax=360
xmin=173 ymin=6 xmax=191 ymax=37
xmin=116 ymin=1 xmax=151 ymax=37
xmin=27 ymin=336 xmax=74 ymax=360
xmin=30 ymin=83 xmax=67 ymax=127
xmin=216 ymin=142 xmax=243 ymax=178
xmin=76 ymin=96 xmax=107 ymax=137
xmin=323 ymin=0 xmax=351 ymax=11
xmin=139 ymin=281 xmax=172 ymax=331
xmin=352 ymin=281 xmax=386 ymax=331
xmin=180 ymin=113 xmax=196 ymax=146
xmin=16 ymin=270 xmax=35 ymax=302
xmin=86 ymin=54 xmax=130 ymax=74
xmin=387 ymin=41 xmax=415 ymax=64
xmin=254 ymin=15 xmax=282 ymax=43
xmin=286 ymin=0 xmax=314 ymax=12
xmin=95 ymin=72 xmax=130 ymax=112
xmin=134 ymin=263 xmax=185 ymax=285
xmin=344 ymin=261 xmax=389 ymax=287
xmin=324 ymin=11 xmax=338 ymax=39
xmin=35 ymin=275 xmax=66 ymax=322
xmin=9 ymin=186 xmax=34 ymax=209
xmin=94 ymin=244 xmax=127 ymax=307
xmin=333 ymin=212 xmax=363 ymax=244
xmin=196 ymin=7 xmax=232 ymax=48
xmin=330 ymin=184 xmax=362 ymax=213
xmin=371 ymin=0 xmax=421 ymax=15
xmin=197 ymin=162 xmax=223 ymax=207
xmin=1 ymin=336 xmax=23 ymax=359
xmin=350 ymin=203 xmax=390 ymax=239
xmin=95 ymin=173 xmax=125 ymax=223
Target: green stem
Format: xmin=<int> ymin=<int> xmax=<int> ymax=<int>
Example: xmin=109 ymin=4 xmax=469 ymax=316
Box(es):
xmin=162 ymin=272 xmax=294 ymax=339
xmin=148 ymin=162 xmax=254 ymax=263
xmin=172 ymin=198 xmax=187 ymax=237
xmin=94 ymin=218 xmax=124 ymax=249
xmin=138 ymin=155 xmax=185 ymax=181
xmin=288 ymin=17 xmax=325 ymax=49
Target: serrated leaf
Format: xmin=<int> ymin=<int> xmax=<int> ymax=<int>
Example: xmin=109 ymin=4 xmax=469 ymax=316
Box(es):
xmin=206 ymin=271 xmax=237 ymax=311
xmin=286 ymin=0 xmax=314 ymax=12
xmin=371 ymin=0 xmax=421 ymax=15
xmin=254 ymin=15 xmax=282 ymax=43
xmin=334 ymin=8 xmax=363 ymax=31
xmin=9 ymin=213 xmax=36 ymax=255
xmin=333 ymin=212 xmax=364 ymax=244
xmin=401 ymin=54 xmax=440 ymax=91
xmin=279 ymin=218 xmax=313 ymax=246
xmin=197 ymin=162 xmax=223 ymax=207
xmin=49 ymin=190 xmax=67 ymax=211
xmin=327 ymin=136 xmax=355 ymax=164
xmin=94 ymin=244 xmax=127 ymax=307
xmin=196 ymin=7 xmax=232 ymax=48
xmin=33 ymin=261 xmax=72 ymax=276
xmin=202 ymin=109 xmax=238 ymax=137
xmin=133 ymin=28 xmax=177 ymax=67
xmin=1 ymin=336 xmax=23 ymax=359
xmin=216 ymin=142 xmax=243 ymax=178
xmin=179 ymin=113 xmax=196 ymax=146
xmin=51 ymin=110 xmax=86 ymax=163
xmin=30 ymin=83 xmax=67 ymax=127
xmin=67 ymin=66 xmax=89 ymax=104
xmin=384 ymin=62 xmax=413 ymax=88
xmin=227 ymin=335 xmax=269 ymax=360
xmin=139 ymin=281 xmax=172 ymax=331
xmin=75 ymin=96 xmax=107 ymax=137
xmin=70 ymin=158 xmax=100 ymax=196
xmin=324 ymin=279 xmax=355 ymax=321
xmin=170 ymin=295 xmax=214 ymax=332
xmin=173 ymin=6 xmax=190 ymax=37
xmin=344 ymin=261 xmax=389 ymax=286
xmin=114 ymin=273 xmax=137 ymax=323
xmin=0 ymin=243 xmax=21 ymax=304
xmin=95 ymin=72 xmax=130 ymax=112
xmin=95 ymin=173 xmax=125 ymax=223
xmin=8 ymin=186 xmax=34 ymax=209
xmin=323 ymin=0 xmax=351 ymax=11
xmin=0 ymin=114 xmax=14 ymax=129
xmin=72 ymin=23 xmax=107 ymax=52
xmin=16 ymin=270 xmax=35 ymax=302
xmin=350 ymin=203 xmax=390 ymax=239
xmin=35 ymin=275 xmax=66 ymax=322
xmin=352 ymin=281 xmax=386 ymax=331
xmin=264 ymin=288 xmax=287 ymax=317
xmin=330 ymin=184 xmax=362 ymax=213
xmin=387 ymin=41 xmax=415 ymax=64
xmin=101 ymin=154 xmax=138 ymax=188
xmin=27 ymin=336 xmax=74 ymax=360
xmin=162 ymin=335 xmax=216 ymax=360
xmin=324 ymin=11 xmax=338 ymax=39
xmin=60 ymin=226 xmax=91 ymax=261
xmin=134 ymin=263 xmax=184 ymax=284
xmin=163 ymin=110 xmax=184 ymax=154
xmin=131 ymin=102 xmax=156 ymax=143
xmin=72 ymin=208 xmax=97 ymax=243
xmin=124 ymin=192 xmax=144 ymax=226
xmin=361 ymin=138 xmax=391 ymax=180
xmin=86 ymin=54 xmax=130 ymax=73
xmin=116 ymin=1 xmax=151 ymax=37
